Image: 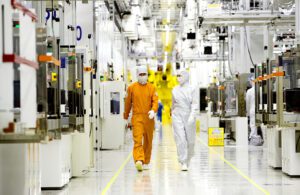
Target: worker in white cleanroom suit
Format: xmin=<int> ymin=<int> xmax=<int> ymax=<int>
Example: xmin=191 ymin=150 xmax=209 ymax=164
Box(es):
xmin=246 ymin=77 xmax=257 ymax=139
xmin=172 ymin=70 xmax=199 ymax=171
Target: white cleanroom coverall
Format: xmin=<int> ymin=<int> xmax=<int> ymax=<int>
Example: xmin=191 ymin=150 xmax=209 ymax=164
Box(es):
xmin=172 ymin=71 xmax=199 ymax=165
xmin=246 ymin=82 xmax=257 ymax=139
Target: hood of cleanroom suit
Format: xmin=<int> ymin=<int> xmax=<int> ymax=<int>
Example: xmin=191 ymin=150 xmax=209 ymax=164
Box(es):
xmin=136 ymin=66 xmax=148 ymax=85
xmin=177 ymin=70 xmax=189 ymax=86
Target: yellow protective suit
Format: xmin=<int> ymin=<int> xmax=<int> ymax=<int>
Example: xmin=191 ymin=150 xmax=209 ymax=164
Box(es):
xmin=124 ymin=82 xmax=158 ymax=164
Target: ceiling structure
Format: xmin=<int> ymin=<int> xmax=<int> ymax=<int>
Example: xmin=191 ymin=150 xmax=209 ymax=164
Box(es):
xmin=104 ymin=0 xmax=296 ymax=71
xmin=107 ymin=0 xmax=187 ymax=67
xmin=152 ymin=0 xmax=186 ymax=67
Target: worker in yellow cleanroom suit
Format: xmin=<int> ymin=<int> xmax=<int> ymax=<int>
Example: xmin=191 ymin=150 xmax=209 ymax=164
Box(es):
xmin=124 ymin=66 xmax=158 ymax=172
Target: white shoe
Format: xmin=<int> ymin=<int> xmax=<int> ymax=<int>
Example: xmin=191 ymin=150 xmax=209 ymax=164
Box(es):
xmin=181 ymin=164 xmax=188 ymax=171
xmin=135 ymin=161 xmax=143 ymax=172
xmin=143 ymin=164 xmax=150 ymax=170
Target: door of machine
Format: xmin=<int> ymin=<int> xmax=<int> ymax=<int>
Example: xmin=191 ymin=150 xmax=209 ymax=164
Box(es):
xmin=100 ymin=81 xmax=125 ymax=149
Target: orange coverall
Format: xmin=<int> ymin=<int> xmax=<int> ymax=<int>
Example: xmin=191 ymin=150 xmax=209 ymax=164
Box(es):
xmin=124 ymin=82 xmax=158 ymax=164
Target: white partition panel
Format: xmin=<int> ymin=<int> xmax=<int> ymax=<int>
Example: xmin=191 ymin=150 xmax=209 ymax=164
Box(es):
xmin=0 ymin=1 xmax=14 ymax=132
xmin=19 ymin=9 xmax=37 ymax=128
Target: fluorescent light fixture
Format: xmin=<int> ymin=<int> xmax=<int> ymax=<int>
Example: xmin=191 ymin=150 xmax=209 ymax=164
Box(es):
xmin=165 ymin=25 xmax=170 ymax=46
xmin=203 ymin=20 xmax=244 ymax=25
xmin=167 ymin=9 xmax=171 ymax=23
xmin=179 ymin=7 xmax=183 ymax=20
xmin=247 ymin=20 xmax=270 ymax=24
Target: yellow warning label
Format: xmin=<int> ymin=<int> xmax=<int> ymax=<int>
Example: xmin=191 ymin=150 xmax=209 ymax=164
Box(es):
xmin=76 ymin=80 xmax=82 ymax=88
xmin=208 ymin=127 xmax=224 ymax=146
xmin=51 ymin=72 xmax=57 ymax=81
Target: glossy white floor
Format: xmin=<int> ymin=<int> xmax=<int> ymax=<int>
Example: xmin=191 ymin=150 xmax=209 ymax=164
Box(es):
xmin=42 ymin=125 xmax=300 ymax=195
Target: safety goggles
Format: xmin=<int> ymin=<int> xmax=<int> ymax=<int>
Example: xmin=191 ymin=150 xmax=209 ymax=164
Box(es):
xmin=138 ymin=73 xmax=147 ymax=76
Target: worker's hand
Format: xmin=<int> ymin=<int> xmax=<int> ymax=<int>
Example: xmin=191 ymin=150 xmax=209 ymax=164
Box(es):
xmin=126 ymin=122 xmax=132 ymax=130
xmin=148 ymin=110 xmax=155 ymax=119
xmin=188 ymin=114 xmax=195 ymax=124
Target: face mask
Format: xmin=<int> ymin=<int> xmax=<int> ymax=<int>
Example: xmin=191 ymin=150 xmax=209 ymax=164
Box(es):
xmin=138 ymin=75 xmax=148 ymax=85
xmin=177 ymin=76 xmax=185 ymax=85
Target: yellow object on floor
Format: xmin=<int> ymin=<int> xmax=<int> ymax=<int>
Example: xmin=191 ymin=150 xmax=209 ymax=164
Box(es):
xmin=208 ymin=127 xmax=224 ymax=146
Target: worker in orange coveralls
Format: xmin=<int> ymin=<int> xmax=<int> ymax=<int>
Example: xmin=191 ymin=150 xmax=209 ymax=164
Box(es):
xmin=124 ymin=65 xmax=158 ymax=172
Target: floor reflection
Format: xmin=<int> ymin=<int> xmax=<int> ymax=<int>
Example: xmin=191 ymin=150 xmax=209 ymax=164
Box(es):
xmin=42 ymin=125 xmax=300 ymax=195
xmin=133 ymin=172 xmax=153 ymax=195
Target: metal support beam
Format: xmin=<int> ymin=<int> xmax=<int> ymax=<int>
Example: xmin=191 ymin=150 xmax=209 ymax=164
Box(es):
xmin=240 ymin=27 xmax=246 ymax=71
xmin=264 ymin=25 xmax=274 ymax=60
xmin=263 ymin=26 xmax=269 ymax=61
xmin=203 ymin=11 xmax=294 ymax=26
xmin=296 ymin=0 xmax=300 ymax=44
